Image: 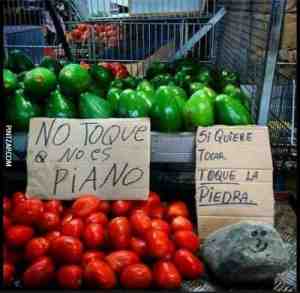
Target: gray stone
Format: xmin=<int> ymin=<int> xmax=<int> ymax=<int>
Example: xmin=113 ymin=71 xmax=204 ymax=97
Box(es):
xmin=201 ymin=221 xmax=289 ymax=285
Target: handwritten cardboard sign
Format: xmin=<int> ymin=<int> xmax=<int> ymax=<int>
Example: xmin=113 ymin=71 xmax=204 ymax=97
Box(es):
xmin=195 ymin=126 xmax=274 ymax=238
xmin=26 ymin=118 xmax=150 ymax=200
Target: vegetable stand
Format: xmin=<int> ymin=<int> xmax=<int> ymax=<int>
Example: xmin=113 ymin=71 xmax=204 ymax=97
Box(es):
xmin=2 ymin=0 xmax=297 ymax=291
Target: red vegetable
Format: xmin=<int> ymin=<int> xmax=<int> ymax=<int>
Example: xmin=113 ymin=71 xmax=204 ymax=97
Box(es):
xmin=120 ymin=263 xmax=152 ymax=289
xmin=153 ymin=261 xmax=182 ymax=289
xmin=50 ymin=236 xmax=83 ymax=264
xmin=108 ymin=217 xmax=131 ymax=250
xmin=23 ymin=256 xmax=55 ymax=288
xmin=72 ymin=195 xmax=99 ymax=218
xmin=173 ymin=230 xmax=200 ymax=253
xmin=6 ymin=225 xmax=34 ymax=247
xmin=105 ymin=250 xmax=140 ymax=273
xmin=83 ymin=260 xmax=116 ymax=289
xmin=57 ymin=265 xmax=83 ymax=289
xmin=174 ymin=249 xmax=204 ymax=279
xmin=25 ymin=237 xmax=50 ymax=262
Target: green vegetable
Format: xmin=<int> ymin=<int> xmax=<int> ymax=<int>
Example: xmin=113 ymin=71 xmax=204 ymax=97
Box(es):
xmin=24 ymin=67 xmax=57 ymax=98
xmin=45 ymin=89 xmax=76 ymax=118
xmin=215 ymin=94 xmax=253 ymax=125
xmin=118 ymin=89 xmax=149 ymax=118
xmin=137 ymin=80 xmax=155 ymax=96
xmin=90 ymin=64 xmax=114 ymax=91
xmin=168 ymin=85 xmax=188 ymax=110
xmin=218 ymin=69 xmax=239 ymax=90
xmin=189 ymin=82 xmax=205 ymax=95
xmin=110 ymin=79 xmax=125 ymax=90
xmin=79 ymin=92 xmax=112 ymax=118
xmin=146 ymin=61 xmax=169 ymax=79
xmin=40 ymin=56 xmax=62 ymax=75
xmin=196 ymin=68 xmax=213 ymax=85
xmin=4 ymin=69 xmax=18 ymax=95
xmin=123 ymin=76 xmax=141 ymax=89
xmin=59 ymin=64 xmax=91 ymax=97
xmin=183 ymin=90 xmax=215 ymax=129
xmin=107 ymin=87 xmax=122 ymax=114
xmin=5 ymin=50 xmax=34 ymax=73
xmin=151 ymin=86 xmax=183 ymax=132
xmin=151 ymin=74 xmax=174 ymax=89
xmin=174 ymin=71 xmax=193 ymax=91
xmin=6 ymin=89 xmax=41 ymax=131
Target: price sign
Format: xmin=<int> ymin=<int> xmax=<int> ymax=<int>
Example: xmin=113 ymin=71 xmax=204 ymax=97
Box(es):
xmin=195 ymin=126 xmax=274 ymax=238
xmin=26 ymin=118 xmax=150 ymax=200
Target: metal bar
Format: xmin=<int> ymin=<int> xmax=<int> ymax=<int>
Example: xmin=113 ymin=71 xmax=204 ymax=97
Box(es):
xmin=171 ymin=7 xmax=226 ymax=61
xmin=257 ymin=0 xmax=286 ymax=125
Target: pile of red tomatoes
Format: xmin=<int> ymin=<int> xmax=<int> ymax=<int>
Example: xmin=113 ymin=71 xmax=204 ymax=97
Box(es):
xmin=3 ymin=191 xmax=204 ymax=289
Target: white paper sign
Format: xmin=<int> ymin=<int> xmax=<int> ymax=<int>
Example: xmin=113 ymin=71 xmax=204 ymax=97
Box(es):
xmin=26 ymin=118 xmax=150 ymax=200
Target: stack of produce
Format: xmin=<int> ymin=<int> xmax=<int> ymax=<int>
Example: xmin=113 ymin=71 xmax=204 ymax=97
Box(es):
xmin=4 ymin=50 xmax=253 ymax=132
xmin=66 ymin=23 xmax=123 ymax=48
xmin=3 ymin=192 xmax=204 ymax=289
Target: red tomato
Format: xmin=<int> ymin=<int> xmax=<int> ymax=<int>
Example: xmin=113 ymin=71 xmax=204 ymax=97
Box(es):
xmin=22 ymin=256 xmax=55 ymax=288
xmin=3 ymin=262 xmax=15 ymax=287
xmin=108 ymin=217 xmax=131 ymax=250
xmin=149 ymin=205 xmax=166 ymax=219
xmin=151 ymin=219 xmax=170 ymax=234
xmin=145 ymin=229 xmax=170 ymax=259
xmin=83 ymin=223 xmax=105 ymax=248
xmin=134 ymin=192 xmax=161 ymax=215
xmin=166 ymin=201 xmax=189 ymax=220
xmin=25 ymin=237 xmax=50 ymax=262
xmin=98 ymin=200 xmax=110 ymax=214
xmin=163 ymin=240 xmax=176 ymax=261
xmin=71 ymin=29 xmax=82 ymax=41
xmin=77 ymin=23 xmax=89 ymax=32
xmin=50 ymin=236 xmax=83 ymax=264
xmin=61 ymin=213 xmax=74 ymax=226
xmin=12 ymin=192 xmax=28 ymax=206
xmin=130 ymin=237 xmax=147 ymax=258
xmin=3 ymin=196 xmax=12 ymax=214
xmin=3 ymin=215 xmax=11 ymax=231
xmin=83 ymin=260 xmax=116 ymax=289
xmin=130 ymin=210 xmax=152 ymax=238
xmin=153 ymin=261 xmax=182 ymax=289
xmin=44 ymin=200 xmax=63 ymax=215
xmin=12 ymin=198 xmax=44 ymax=225
xmin=111 ymin=200 xmax=133 ymax=216
xmin=174 ymin=249 xmax=204 ymax=279
xmin=39 ymin=212 xmax=60 ymax=232
xmin=57 ymin=265 xmax=83 ymax=289
xmin=71 ymin=195 xmax=99 ymax=218
xmin=44 ymin=230 xmax=61 ymax=243
xmin=85 ymin=212 xmax=108 ymax=226
xmin=6 ymin=225 xmax=34 ymax=247
xmin=82 ymin=251 xmax=105 ymax=267
xmin=61 ymin=218 xmax=84 ymax=238
xmin=105 ymin=250 xmax=140 ymax=273
xmin=173 ymin=230 xmax=199 ymax=253
xmin=3 ymin=246 xmax=23 ymax=264
xmin=171 ymin=216 xmax=193 ymax=232
xmin=120 ymin=263 xmax=152 ymax=289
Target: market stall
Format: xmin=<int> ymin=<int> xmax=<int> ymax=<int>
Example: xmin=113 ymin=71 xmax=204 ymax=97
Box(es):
xmin=2 ymin=0 xmax=297 ymax=291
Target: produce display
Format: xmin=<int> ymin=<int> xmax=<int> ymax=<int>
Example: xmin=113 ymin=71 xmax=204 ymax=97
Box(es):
xmin=3 ymin=192 xmax=205 ymax=289
xmin=66 ymin=23 xmax=124 ymax=49
xmin=4 ymin=50 xmax=254 ymax=132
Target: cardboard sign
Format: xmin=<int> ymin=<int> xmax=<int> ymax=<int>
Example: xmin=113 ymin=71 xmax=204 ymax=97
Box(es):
xmin=195 ymin=126 xmax=274 ymax=238
xmin=26 ymin=118 xmax=150 ymax=200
